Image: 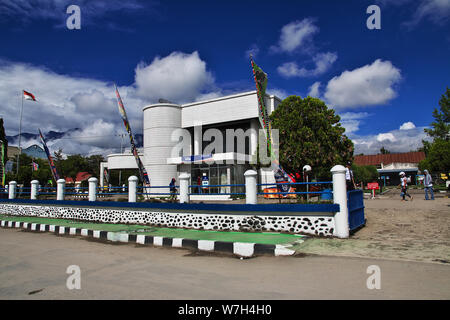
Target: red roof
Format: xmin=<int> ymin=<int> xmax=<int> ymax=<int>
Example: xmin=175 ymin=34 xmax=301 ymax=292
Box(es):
xmin=354 ymin=151 xmax=425 ymax=166
xmin=65 ymin=172 xmax=92 ymax=184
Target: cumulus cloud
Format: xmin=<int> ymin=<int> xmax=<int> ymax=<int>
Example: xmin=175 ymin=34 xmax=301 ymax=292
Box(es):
xmin=352 ymin=126 xmax=430 ymax=154
xmin=0 ymin=51 xmax=221 ymax=156
xmin=278 ymin=52 xmax=337 ymax=78
xmin=377 ymin=132 xmax=397 ymax=142
xmin=270 ymin=18 xmax=319 ymax=54
xmin=323 ymin=59 xmax=402 ymax=109
xmin=399 ymin=121 xmax=416 ymax=130
xmin=308 ymin=82 xmax=321 ymax=97
xmin=338 ymin=112 xmax=371 ymax=135
xmin=135 ymin=51 xmax=215 ymax=103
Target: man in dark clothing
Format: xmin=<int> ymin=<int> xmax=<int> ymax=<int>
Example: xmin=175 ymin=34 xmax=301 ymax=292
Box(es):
xmin=169 ymin=178 xmax=177 ymax=202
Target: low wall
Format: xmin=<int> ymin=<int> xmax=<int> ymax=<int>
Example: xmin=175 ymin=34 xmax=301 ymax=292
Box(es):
xmin=0 ymin=199 xmax=339 ymax=237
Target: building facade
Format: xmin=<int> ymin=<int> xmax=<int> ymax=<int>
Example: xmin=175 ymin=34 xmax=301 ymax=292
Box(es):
xmin=102 ymin=91 xmax=281 ymax=197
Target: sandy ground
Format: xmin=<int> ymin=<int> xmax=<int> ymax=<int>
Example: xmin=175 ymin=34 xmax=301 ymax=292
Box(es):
xmin=0 ymin=228 xmax=449 ymax=299
xmin=293 ymin=189 xmax=450 ymax=264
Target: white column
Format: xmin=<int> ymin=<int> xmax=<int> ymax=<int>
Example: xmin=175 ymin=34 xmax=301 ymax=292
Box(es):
xmin=57 ymin=179 xmax=66 ymax=201
xmin=179 ymin=173 xmax=190 ymax=204
xmin=250 ymin=119 xmax=259 ymax=159
xmin=128 ymin=175 xmax=138 ymax=203
xmin=331 ymin=165 xmax=349 ymax=238
xmin=8 ymin=181 xmax=17 ymax=199
xmin=244 ymin=170 xmax=258 ymax=204
xmin=194 ymin=122 xmax=202 ymax=155
xmin=88 ymin=177 xmax=98 ymax=202
xmin=31 ymin=180 xmax=39 ymax=200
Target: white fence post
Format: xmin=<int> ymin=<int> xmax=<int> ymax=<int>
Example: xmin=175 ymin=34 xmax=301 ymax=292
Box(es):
xmin=8 ymin=181 xmax=17 ymax=199
xmin=31 ymin=180 xmax=39 ymax=200
xmin=57 ymin=179 xmax=66 ymax=201
xmin=331 ymin=165 xmax=349 ymax=238
xmin=244 ymin=170 xmax=258 ymax=204
xmin=88 ymin=177 xmax=98 ymax=201
xmin=179 ymin=173 xmax=190 ymax=204
xmin=128 ymin=176 xmax=138 ymax=203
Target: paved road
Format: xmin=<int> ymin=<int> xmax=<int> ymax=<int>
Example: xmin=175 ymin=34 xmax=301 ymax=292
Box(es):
xmin=0 ymin=228 xmax=449 ymax=299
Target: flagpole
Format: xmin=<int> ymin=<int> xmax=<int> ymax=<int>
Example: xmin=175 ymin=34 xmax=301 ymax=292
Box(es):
xmin=16 ymin=90 xmax=24 ymax=176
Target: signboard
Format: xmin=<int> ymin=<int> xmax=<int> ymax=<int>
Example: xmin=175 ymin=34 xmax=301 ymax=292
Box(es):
xmin=367 ymin=182 xmax=379 ymax=190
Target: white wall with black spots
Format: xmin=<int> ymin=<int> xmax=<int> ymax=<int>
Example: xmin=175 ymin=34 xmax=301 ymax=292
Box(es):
xmin=0 ymin=204 xmax=335 ymax=236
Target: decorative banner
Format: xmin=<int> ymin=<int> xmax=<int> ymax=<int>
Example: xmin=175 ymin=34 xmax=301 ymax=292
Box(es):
xmin=103 ymin=167 xmax=109 ymax=184
xmin=0 ymin=141 xmax=5 ymax=187
xmin=31 ymin=161 xmax=39 ymax=171
xmin=114 ymin=84 xmax=150 ymax=185
xmin=38 ymin=129 xmax=60 ymax=182
xmin=250 ymin=57 xmax=293 ymax=185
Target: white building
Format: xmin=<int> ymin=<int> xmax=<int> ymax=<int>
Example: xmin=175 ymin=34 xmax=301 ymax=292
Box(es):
xmin=101 ymin=91 xmax=281 ymax=198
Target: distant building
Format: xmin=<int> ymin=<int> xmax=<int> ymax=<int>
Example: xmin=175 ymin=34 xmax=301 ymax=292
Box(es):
xmin=354 ymin=151 xmax=426 ymax=186
xmin=65 ymin=172 xmax=93 ymax=192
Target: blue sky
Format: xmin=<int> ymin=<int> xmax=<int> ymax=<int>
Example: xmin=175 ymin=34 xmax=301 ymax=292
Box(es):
xmin=0 ymin=0 xmax=449 ymax=155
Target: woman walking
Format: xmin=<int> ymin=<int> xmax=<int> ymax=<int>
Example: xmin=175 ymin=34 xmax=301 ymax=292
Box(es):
xmin=399 ymin=172 xmax=413 ymax=201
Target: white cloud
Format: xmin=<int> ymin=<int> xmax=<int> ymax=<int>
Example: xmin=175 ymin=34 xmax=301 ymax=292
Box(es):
xmin=0 ymin=52 xmax=220 ymax=156
xmin=404 ymin=0 xmax=450 ymax=27
xmin=308 ymin=81 xmax=321 ymax=97
xmin=399 ymin=121 xmax=416 ymax=130
xmin=270 ymin=18 xmax=319 ymax=54
xmin=352 ymin=126 xmax=430 ymax=154
xmin=323 ymin=59 xmax=402 ymax=109
xmin=278 ymin=52 xmax=337 ymax=78
xmin=267 ymin=89 xmax=289 ymax=100
xmin=135 ymin=51 xmax=215 ymax=103
xmin=338 ymin=112 xmax=371 ymax=135
xmin=0 ymin=0 xmax=151 ymax=29
xmin=377 ymin=133 xmax=397 ymax=142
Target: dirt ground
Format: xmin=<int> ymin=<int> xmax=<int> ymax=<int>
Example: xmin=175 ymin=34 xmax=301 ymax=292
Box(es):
xmin=293 ymin=189 xmax=450 ymax=264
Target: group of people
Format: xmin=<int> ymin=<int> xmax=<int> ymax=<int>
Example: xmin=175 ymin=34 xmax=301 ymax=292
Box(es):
xmin=345 ymin=161 xmax=435 ymax=201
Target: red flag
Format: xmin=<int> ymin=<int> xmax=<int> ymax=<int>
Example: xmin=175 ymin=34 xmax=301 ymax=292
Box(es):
xmin=23 ymin=90 xmax=36 ymax=101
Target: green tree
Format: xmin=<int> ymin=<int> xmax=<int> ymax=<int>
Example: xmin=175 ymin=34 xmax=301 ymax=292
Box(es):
xmin=270 ymin=96 xmax=354 ymax=179
xmin=380 ymin=146 xmax=390 ymax=154
xmin=424 ymin=87 xmax=450 ymax=141
xmin=420 ymin=88 xmax=450 ymax=172
xmin=86 ymin=154 xmax=105 ymax=178
xmin=352 ymin=164 xmax=379 ymax=185
xmin=61 ymin=154 xmax=89 ymax=184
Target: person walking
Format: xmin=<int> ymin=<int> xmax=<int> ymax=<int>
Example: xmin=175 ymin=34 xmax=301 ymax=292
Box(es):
xmin=399 ymin=172 xmax=413 ymax=201
xmin=169 ymin=178 xmax=177 ymax=202
xmin=345 ymin=161 xmax=356 ymax=191
xmin=423 ymin=169 xmax=435 ymax=200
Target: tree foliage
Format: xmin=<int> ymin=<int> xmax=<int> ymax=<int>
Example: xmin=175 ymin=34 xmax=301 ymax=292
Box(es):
xmin=352 ymin=164 xmax=379 ymax=184
xmin=270 ymin=96 xmax=354 ymax=179
xmin=420 ymin=87 xmax=450 ymax=173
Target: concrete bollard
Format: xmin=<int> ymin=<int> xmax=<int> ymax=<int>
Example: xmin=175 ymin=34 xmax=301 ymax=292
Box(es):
xmin=31 ymin=180 xmax=39 ymax=200
xmin=128 ymin=175 xmax=138 ymax=203
xmin=179 ymin=173 xmax=190 ymax=203
xmin=331 ymin=165 xmax=349 ymax=238
xmin=8 ymin=181 xmax=17 ymax=199
xmin=57 ymin=179 xmax=66 ymax=201
xmin=88 ymin=177 xmax=98 ymax=202
xmin=244 ymin=170 xmax=258 ymax=204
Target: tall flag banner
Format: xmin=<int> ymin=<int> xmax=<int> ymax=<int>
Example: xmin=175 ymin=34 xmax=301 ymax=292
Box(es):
xmin=23 ymin=90 xmax=37 ymax=101
xmin=38 ymin=129 xmax=60 ymax=182
xmin=1 ymin=141 xmax=5 ymax=187
xmin=250 ymin=57 xmax=293 ymax=189
xmin=114 ymin=84 xmax=150 ymax=185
